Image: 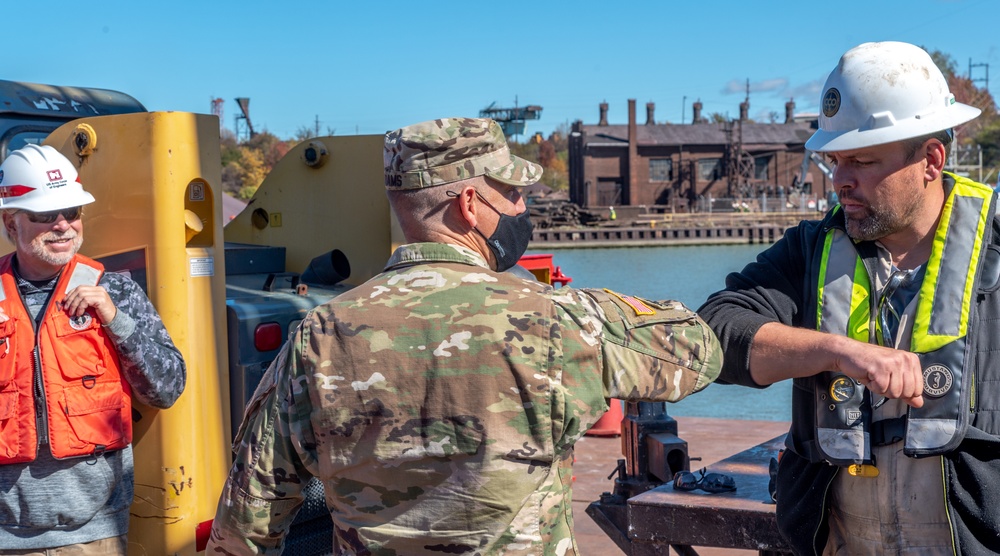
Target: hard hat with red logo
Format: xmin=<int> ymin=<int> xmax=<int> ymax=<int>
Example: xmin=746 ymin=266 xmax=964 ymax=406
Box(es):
xmin=0 ymin=144 xmax=95 ymax=212
xmin=806 ymin=41 xmax=981 ymax=152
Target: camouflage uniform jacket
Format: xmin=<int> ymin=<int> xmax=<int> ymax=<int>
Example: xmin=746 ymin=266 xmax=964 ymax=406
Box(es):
xmin=208 ymin=242 xmax=722 ymax=555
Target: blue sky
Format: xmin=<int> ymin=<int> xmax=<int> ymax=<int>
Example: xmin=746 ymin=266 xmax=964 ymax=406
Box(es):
xmin=6 ymin=1 xmax=998 ymax=140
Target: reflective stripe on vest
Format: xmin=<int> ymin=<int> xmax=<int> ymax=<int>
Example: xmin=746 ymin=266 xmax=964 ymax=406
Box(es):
xmin=815 ymin=220 xmax=873 ymax=464
xmin=815 ymin=174 xmax=994 ymax=464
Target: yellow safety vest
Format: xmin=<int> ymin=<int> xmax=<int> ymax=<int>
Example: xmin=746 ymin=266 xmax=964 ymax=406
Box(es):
xmin=814 ymin=173 xmax=994 ymax=465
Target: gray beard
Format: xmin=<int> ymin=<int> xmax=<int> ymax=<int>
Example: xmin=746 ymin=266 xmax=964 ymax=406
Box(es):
xmin=21 ymin=233 xmax=83 ymax=267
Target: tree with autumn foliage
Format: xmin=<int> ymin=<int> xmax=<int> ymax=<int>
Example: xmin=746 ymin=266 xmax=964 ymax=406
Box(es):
xmin=508 ymin=125 xmax=569 ymax=192
xmin=930 ymin=49 xmax=999 ymax=180
xmin=220 ymin=130 xmax=298 ymax=199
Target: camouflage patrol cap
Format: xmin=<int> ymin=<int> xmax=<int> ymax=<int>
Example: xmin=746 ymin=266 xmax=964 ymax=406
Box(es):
xmin=384 ymin=117 xmax=543 ymax=190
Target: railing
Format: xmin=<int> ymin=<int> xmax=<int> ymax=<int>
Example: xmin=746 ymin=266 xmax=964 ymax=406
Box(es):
xmin=629 ymin=211 xmax=817 ymax=229
xmin=531 ymin=222 xmax=793 ymax=247
xmin=691 ymin=193 xmax=829 ymax=215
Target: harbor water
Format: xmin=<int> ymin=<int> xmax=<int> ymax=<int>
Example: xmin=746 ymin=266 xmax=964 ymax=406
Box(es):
xmin=526 ymin=243 xmax=793 ymax=422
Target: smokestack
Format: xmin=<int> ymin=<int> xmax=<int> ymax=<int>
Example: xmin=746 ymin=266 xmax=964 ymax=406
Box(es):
xmin=739 ymin=100 xmax=749 ymax=121
xmin=692 ymin=100 xmax=703 ymax=124
xmin=785 ymin=98 xmax=796 ymax=124
xmin=599 ymin=102 xmax=609 ymax=126
xmin=646 ymin=102 xmax=655 ymax=125
xmin=628 ymin=99 xmax=637 ymax=205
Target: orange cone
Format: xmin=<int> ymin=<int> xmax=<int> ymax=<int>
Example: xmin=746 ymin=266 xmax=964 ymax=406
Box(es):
xmin=586 ymin=399 xmax=623 ymax=437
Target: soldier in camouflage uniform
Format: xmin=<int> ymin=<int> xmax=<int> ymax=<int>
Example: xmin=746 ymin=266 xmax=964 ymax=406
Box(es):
xmin=208 ymin=117 xmax=722 ymax=555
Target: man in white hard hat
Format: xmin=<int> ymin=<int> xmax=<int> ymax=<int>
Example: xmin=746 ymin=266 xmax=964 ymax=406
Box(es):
xmin=0 ymin=145 xmax=185 ymax=554
xmin=699 ymin=41 xmax=997 ymax=554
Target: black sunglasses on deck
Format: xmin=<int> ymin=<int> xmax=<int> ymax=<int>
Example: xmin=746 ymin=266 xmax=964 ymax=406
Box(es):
xmin=672 ymin=468 xmax=737 ymax=493
xmin=22 ymin=206 xmax=82 ymax=224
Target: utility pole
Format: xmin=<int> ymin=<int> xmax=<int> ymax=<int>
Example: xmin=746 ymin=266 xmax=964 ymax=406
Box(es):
xmin=682 ymin=96 xmax=687 ymax=124
xmin=314 ymin=115 xmax=320 ymax=138
xmin=514 ymin=95 xmax=520 ymax=143
xmin=969 ymin=58 xmax=989 ymax=91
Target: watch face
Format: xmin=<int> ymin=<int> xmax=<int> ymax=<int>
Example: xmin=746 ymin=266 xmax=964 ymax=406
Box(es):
xmin=829 ymin=376 xmax=856 ymax=403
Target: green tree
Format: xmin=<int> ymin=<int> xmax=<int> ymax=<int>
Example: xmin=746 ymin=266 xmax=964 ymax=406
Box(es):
xmin=976 ymin=119 xmax=1000 ymax=179
xmin=509 ymin=140 xmax=539 ymax=166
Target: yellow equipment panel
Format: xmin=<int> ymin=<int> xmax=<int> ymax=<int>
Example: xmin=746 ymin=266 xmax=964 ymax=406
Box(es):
xmin=224 ymin=136 xmax=403 ymax=284
xmin=45 ymin=112 xmax=229 ymax=555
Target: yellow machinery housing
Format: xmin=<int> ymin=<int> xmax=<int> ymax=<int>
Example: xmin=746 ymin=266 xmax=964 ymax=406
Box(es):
xmin=44 ymin=112 xmax=230 ymax=554
xmin=224 ymin=135 xmax=400 ymax=283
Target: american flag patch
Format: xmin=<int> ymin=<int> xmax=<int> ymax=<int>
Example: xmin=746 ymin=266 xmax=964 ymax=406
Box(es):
xmin=604 ymin=289 xmax=655 ymax=316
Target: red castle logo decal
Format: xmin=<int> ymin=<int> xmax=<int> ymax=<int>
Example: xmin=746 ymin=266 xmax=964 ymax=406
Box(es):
xmin=46 ymin=169 xmax=63 ymax=182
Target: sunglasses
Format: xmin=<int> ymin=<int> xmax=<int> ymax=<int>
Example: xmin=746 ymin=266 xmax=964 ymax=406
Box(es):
xmin=672 ymin=468 xmax=737 ymax=494
xmin=22 ymin=206 xmax=83 ymax=224
xmin=876 ymin=269 xmax=914 ymax=348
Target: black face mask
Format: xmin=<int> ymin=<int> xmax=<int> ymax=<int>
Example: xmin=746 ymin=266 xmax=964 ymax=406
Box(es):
xmin=473 ymin=191 xmax=534 ymax=272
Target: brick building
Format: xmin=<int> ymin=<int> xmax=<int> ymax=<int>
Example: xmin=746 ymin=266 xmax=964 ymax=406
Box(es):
xmin=567 ymin=99 xmax=828 ymax=210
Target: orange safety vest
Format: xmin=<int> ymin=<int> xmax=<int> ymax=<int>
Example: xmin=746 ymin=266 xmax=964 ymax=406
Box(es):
xmin=0 ymin=253 xmax=131 ymax=463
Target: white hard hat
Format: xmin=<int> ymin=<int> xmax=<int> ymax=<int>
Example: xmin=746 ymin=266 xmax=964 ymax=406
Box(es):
xmin=805 ymin=41 xmax=981 ymax=152
xmin=0 ymin=145 xmax=95 ymax=212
